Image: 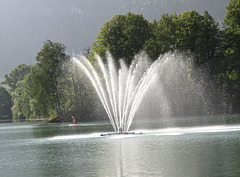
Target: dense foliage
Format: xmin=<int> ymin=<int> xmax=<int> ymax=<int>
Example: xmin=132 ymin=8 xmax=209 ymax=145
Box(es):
xmin=0 ymin=86 xmax=12 ymax=119
xmin=1 ymin=41 xmax=103 ymax=121
xmin=91 ymin=12 xmax=151 ymax=65
xmin=1 ymin=0 xmax=239 ymax=121
xmin=222 ymin=0 xmax=240 ymax=110
xmin=31 ymin=40 xmax=70 ymax=120
xmin=1 ymin=64 xmax=33 ymax=119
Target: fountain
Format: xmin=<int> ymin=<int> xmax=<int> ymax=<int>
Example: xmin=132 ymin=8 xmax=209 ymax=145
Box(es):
xmin=73 ymin=52 xmax=229 ymax=135
xmin=73 ymin=52 xmax=168 ymax=134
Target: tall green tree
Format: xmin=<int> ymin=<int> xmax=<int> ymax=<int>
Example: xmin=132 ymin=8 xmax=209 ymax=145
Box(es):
xmin=1 ymin=64 xmax=32 ymax=119
xmin=144 ymin=13 xmax=177 ymax=60
xmin=91 ymin=12 xmax=151 ymax=65
xmin=197 ymin=11 xmax=220 ymax=68
xmin=2 ymin=64 xmax=32 ymax=93
xmin=0 ymin=86 xmax=12 ymax=119
xmin=31 ymin=40 xmax=70 ymax=121
xmin=144 ymin=10 xmax=219 ymax=65
xmin=11 ymin=73 xmax=40 ymax=119
xmin=174 ymin=10 xmax=220 ymax=66
xmin=222 ymin=0 xmax=240 ymax=112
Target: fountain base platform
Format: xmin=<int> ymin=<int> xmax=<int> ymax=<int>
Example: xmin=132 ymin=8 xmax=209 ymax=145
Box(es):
xmin=100 ymin=132 xmax=143 ymax=136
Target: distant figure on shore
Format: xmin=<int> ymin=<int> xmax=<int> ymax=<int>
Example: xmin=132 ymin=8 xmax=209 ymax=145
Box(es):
xmin=72 ymin=116 xmax=77 ymax=124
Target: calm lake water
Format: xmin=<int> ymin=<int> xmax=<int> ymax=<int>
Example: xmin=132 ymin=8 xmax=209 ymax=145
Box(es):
xmin=1 ymin=115 xmax=240 ymax=177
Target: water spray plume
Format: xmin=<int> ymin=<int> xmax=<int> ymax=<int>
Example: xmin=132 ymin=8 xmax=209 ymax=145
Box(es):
xmin=72 ymin=52 xmax=164 ymax=133
xmin=72 ymin=52 xmax=229 ymax=133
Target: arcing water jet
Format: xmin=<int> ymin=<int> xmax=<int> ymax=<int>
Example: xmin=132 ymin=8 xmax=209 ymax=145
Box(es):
xmin=73 ymin=52 xmax=229 ymax=133
xmin=73 ymin=52 xmax=168 ymax=133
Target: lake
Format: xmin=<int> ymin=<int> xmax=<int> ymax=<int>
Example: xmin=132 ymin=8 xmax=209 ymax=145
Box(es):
xmin=1 ymin=115 xmax=240 ymax=177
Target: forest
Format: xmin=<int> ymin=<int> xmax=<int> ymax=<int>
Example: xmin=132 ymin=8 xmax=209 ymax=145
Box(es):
xmin=0 ymin=0 xmax=239 ymax=122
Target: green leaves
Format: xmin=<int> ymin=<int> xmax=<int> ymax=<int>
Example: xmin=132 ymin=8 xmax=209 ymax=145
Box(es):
xmin=2 ymin=64 xmax=32 ymax=93
xmin=144 ymin=14 xmax=177 ymax=59
xmin=2 ymin=40 xmax=99 ymax=121
xmin=224 ymin=0 xmax=240 ymax=32
xmin=144 ymin=10 xmax=220 ymax=66
xmin=0 ymin=86 xmax=12 ymax=119
xmin=92 ymin=12 xmax=151 ymax=65
xmin=222 ymin=0 xmax=240 ymax=111
xmin=1 ymin=64 xmax=33 ymax=119
xmin=31 ymin=40 xmax=70 ymax=118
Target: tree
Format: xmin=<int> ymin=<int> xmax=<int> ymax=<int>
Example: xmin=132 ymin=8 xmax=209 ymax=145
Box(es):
xmin=1 ymin=64 xmax=32 ymax=119
xmin=199 ymin=11 xmax=220 ymax=67
xmin=11 ymin=73 xmax=40 ymax=119
xmin=222 ymin=0 xmax=240 ymax=112
xmin=174 ymin=10 xmax=219 ymax=66
xmin=31 ymin=40 xmax=70 ymax=121
xmin=91 ymin=12 xmax=151 ymax=65
xmin=144 ymin=10 xmax=219 ymax=65
xmin=0 ymin=86 xmax=12 ymax=119
xmin=144 ymin=14 xmax=177 ymax=60
xmin=2 ymin=64 xmax=32 ymax=93
xmin=2 ymin=64 xmax=40 ymax=120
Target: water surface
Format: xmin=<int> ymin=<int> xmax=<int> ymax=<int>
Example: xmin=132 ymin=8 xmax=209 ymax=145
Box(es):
xmin=1 ymin=116 xmax=240 ymax=177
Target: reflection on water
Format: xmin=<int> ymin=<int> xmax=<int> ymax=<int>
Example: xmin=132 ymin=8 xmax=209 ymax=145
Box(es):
xmin=0 ymin=116 xmax=240 ymax=177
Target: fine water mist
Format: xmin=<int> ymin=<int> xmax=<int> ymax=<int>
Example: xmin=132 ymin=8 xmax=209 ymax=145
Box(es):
xmin=136 ymin=53 xmax=229 ymax=120
xmin=72 ymin=52 xmax=230 ymax=132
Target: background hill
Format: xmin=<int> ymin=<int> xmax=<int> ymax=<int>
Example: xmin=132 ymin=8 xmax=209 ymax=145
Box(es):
xmin=0 ymin=0 xmax=229 ymax=80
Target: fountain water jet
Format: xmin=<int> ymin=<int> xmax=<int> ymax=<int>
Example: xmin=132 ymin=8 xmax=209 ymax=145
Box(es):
xmin=72 ymin=52 xmax=171 ymax=133
xmin=72 ymin=52 xmax=229 ymax=134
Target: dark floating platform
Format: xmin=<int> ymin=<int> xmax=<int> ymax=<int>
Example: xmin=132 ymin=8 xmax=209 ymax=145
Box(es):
xmin=100 ymin=132 xmax=143 ymax=136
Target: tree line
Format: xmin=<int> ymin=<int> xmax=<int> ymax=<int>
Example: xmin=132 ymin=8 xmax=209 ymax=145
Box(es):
xmin=0 ymin=41 xmax=103 ymax=122
xmin=0 ymin=0 xmax=239 ymax=121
